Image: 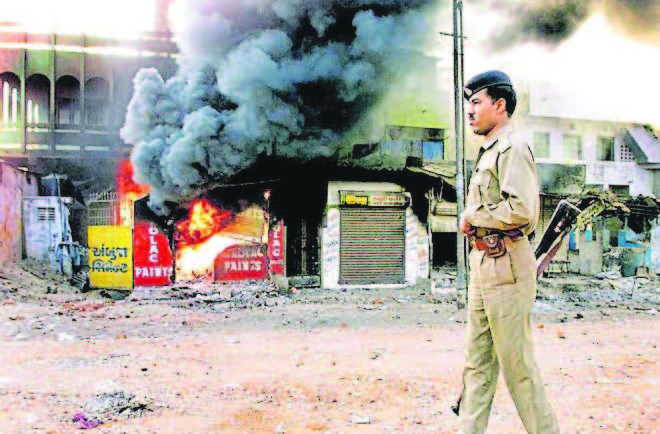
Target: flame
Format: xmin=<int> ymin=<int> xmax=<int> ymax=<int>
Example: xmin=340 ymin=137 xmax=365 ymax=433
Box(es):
xmin=116 ymin=160 xmax=150 ymax=198
xmin=176 ymin=198 xmax=233 ymax=247
xmin=116 ymin=160 xmax=150 ymax=226
xmin=173 ymin=198 xmax=269 ymax=281
xmin=176 ymin=235 xmax=250 ymax=280
xmin=223 ymin=204 xmax=267 ymax=242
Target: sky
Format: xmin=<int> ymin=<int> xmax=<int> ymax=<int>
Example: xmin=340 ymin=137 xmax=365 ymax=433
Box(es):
xmin=433 ymin=2 xmax=660 ymax=126
xmin=0 ymin=0 xmax=157 ymax=39
xmin=1 ymin=0 xmax=657 ymax=126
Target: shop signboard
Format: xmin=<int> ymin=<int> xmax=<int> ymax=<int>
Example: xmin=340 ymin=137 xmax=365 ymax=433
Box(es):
xmin=88 ymin=226 xmax=133 ymax=289
xmin=214 ymin=243 xmax=268 ymax=281
xmin=268 ymin=220 xmax=286 ymax=276
xmin=133 ymin=220 xmax=173 ymax=286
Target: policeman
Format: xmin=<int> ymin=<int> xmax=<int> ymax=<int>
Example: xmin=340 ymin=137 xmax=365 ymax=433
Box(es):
xmin=457 ymin=71 xmax=560 ymax=434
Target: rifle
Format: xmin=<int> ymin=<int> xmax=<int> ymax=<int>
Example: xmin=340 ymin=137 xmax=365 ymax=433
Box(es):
xmin=452 ymin=199 xmax=582 ymax=416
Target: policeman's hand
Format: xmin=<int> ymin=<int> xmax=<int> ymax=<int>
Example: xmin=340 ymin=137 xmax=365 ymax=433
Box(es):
xmin=459 ymin=214 xmax=475 ymax=236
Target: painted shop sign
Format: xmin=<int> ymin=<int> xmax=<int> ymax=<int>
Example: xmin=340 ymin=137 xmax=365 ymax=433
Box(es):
xmin=268 ymin=219 xmax=286 ymax=276
xmin=88 ymin=226 xmax=133 ymax=289
xmin=339 ymin=191 xmax=409 ymax=207
xmin=133 ymin=220 xmax=173 ymax=287
xmin=214 ymin=243 xmax=268 ymax=281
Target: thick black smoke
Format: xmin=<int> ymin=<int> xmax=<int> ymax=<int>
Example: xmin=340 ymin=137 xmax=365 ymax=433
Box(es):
xmin=491 ymin=0 xmax=588 ymax=49
xmin=487 ymin=0 xmax=659 ymax=50
xmin=121 ymin=0 xmax=435 ymax=214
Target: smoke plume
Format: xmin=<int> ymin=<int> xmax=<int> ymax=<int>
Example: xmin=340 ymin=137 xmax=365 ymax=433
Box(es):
xmin=487 ymin=0 xmax=659 ymax=50
xmin=603 ymin=0 xmax=660 ymax=45
xmin=121 ymin=0 xmax=435 ymax=214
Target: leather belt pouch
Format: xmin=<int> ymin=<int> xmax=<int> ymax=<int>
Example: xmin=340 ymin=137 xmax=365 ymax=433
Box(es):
xmin=474 ymin=233 xmax=507 ymax=258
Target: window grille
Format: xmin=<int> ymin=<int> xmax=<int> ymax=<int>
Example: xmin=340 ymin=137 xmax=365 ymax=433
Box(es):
xmin=86 ymin=192 xmax=119 ymax=226
xmin=619 ymin=142 xmax=635 ymax=162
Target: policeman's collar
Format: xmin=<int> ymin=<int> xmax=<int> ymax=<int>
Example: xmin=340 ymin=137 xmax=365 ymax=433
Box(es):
xmin=480 ymin=124 xmax=512 ymax=151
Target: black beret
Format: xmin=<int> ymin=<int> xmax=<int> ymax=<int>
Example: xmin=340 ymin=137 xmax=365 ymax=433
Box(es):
xmin=464 ymin=70 xmax=513 ymax=100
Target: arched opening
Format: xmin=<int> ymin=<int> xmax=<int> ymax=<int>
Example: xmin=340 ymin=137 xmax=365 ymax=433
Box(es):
xmin=0 ymin=72 xmax=21 ymax=125
xmin=26 ymin=74 xmax=50 ymax=125
xmin=55 ymin=75 xmax=80 ymax=126
xmin=85 ymin=77 xmax=109 ymax=128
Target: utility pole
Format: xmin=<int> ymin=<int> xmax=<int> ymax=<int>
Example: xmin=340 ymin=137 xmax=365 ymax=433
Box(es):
xmin=452 ymin=0 xmax=467 ymax=308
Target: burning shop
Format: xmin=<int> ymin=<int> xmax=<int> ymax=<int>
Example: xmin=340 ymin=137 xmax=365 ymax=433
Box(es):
xmin=131 ymin=184 xmax=286 ymax=285
xmin=114 ymin=0 xmax=439 ymax=287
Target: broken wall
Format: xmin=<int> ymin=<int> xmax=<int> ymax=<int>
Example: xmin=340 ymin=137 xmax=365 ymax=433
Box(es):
xmin=0 ymin=162 xmax=39 ymax=265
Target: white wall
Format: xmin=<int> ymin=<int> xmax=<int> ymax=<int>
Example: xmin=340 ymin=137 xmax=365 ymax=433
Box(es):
xmin=650 ymin=225 xmax=660 ymax=274
xmin=23 ymin=196 xmax=72 ymax=262
xmin=630 ymin=166 xmax=655 ymax=196
xmin=519 ymin=117 xmax=655 ymax=195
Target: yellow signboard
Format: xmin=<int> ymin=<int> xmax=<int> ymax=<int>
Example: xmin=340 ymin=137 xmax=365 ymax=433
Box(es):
xmin=339 ymin=191 xmax=408 ymax=207
xmin=88 ymin=226 xmax=133 ymax=290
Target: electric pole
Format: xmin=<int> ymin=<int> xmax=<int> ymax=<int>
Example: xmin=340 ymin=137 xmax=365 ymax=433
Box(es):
xmin=452 ymin=0 xmax=467 ymax=308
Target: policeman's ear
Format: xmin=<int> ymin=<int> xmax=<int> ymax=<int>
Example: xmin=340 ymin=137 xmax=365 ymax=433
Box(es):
xmin=495 ymin=97 xmax=507 ymax=115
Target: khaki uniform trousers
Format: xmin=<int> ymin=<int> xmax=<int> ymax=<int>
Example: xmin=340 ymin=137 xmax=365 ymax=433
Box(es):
xmin=460 ymin=237 xmax=560 ymax=434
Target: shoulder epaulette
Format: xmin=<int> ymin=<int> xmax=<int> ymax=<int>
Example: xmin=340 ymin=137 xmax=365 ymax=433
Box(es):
xmin=496 ymin=132 xmax=513 ymax=153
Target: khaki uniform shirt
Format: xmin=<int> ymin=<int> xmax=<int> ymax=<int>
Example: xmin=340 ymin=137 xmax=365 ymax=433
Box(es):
xmin=463 ymin=126 xmax=539 ymax=237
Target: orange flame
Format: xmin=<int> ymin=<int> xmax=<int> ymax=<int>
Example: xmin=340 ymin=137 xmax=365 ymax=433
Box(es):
xmin=116 ymin=160 xmax=150 ymax=226
xmin=116 ymin=160 xmax=150 ymax=199
xmin=176 ymin=198 xmax=233 ymax=246
xmin=173 ymin=198 xmax=269 ymax=280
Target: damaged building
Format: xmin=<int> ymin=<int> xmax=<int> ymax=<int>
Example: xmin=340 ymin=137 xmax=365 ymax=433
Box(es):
xmin=115 ymin=0 xmax=448 ymax=290
xmin=2 ymin=0 xmax=660 ymax=290
xmin=514 ymin=84 xmax=660 ymax=277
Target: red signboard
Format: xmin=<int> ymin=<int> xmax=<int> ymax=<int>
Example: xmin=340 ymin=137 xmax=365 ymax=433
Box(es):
xmin=133 ymin=220 xmax=174 ymax=286
xmin=214 ymin=243 xmax=268 ymax=281
xmin=268 ymin=220 xmax=285 ymax=276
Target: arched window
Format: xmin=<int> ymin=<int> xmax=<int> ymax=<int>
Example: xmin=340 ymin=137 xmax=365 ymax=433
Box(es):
xmin=26 ymin=74 xmax=50 ymax=126
xmin=0 ymin=72 xmax=21 ymax=125
xmin=55 ymin=75 xmax=80 ymax=127
xmin=85 ymin=77 xmax=109 ymax=128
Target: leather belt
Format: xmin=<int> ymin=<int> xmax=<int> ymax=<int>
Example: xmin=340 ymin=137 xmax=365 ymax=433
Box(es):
xmin=473 ymin=228 xmax=524 ymax=240
xmin=470 ymin=228 xmax=525 ymax=256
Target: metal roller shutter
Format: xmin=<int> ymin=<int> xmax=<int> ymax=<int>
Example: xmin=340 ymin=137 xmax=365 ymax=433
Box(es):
xmin=339 ymin=207 xmax=406 ymax=285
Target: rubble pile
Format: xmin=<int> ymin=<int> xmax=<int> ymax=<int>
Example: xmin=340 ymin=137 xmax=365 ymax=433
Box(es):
xmin=129 ymin=279 xmax=290 ymax=310
xmin=0 ymin=260 xmax=78 ymax=302
xmin=427 ymin=266 xmax=659 ymax=315
xmin=537 ymin=272 xmax=660 ymax=310
xmin=428 ymin=267 xmax=458 ymax=304
xmin=2 ymin=256 xmax=658 ymax=325
xmin=70 ymin=390 xmax=156 ymax=429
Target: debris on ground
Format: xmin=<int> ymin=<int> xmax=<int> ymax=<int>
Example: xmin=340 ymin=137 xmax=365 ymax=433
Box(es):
xmin=78 ymin=390 xmax=155 ymax=425
xmin=72 ymin=412 xmax=103 ymax=429
xmin=0 ymin=258 xmax=658 ymax=433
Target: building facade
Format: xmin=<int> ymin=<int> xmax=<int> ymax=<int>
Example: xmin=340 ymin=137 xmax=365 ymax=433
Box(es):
xmin=0 ymin=11 xmax=176 ymax=179
xmin=520 ymin=116 xmax=658 ymax=197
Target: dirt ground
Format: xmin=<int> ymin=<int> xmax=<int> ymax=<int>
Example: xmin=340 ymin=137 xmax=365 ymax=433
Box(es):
xmin=1 ymin=261 xmax=659 ymax=434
